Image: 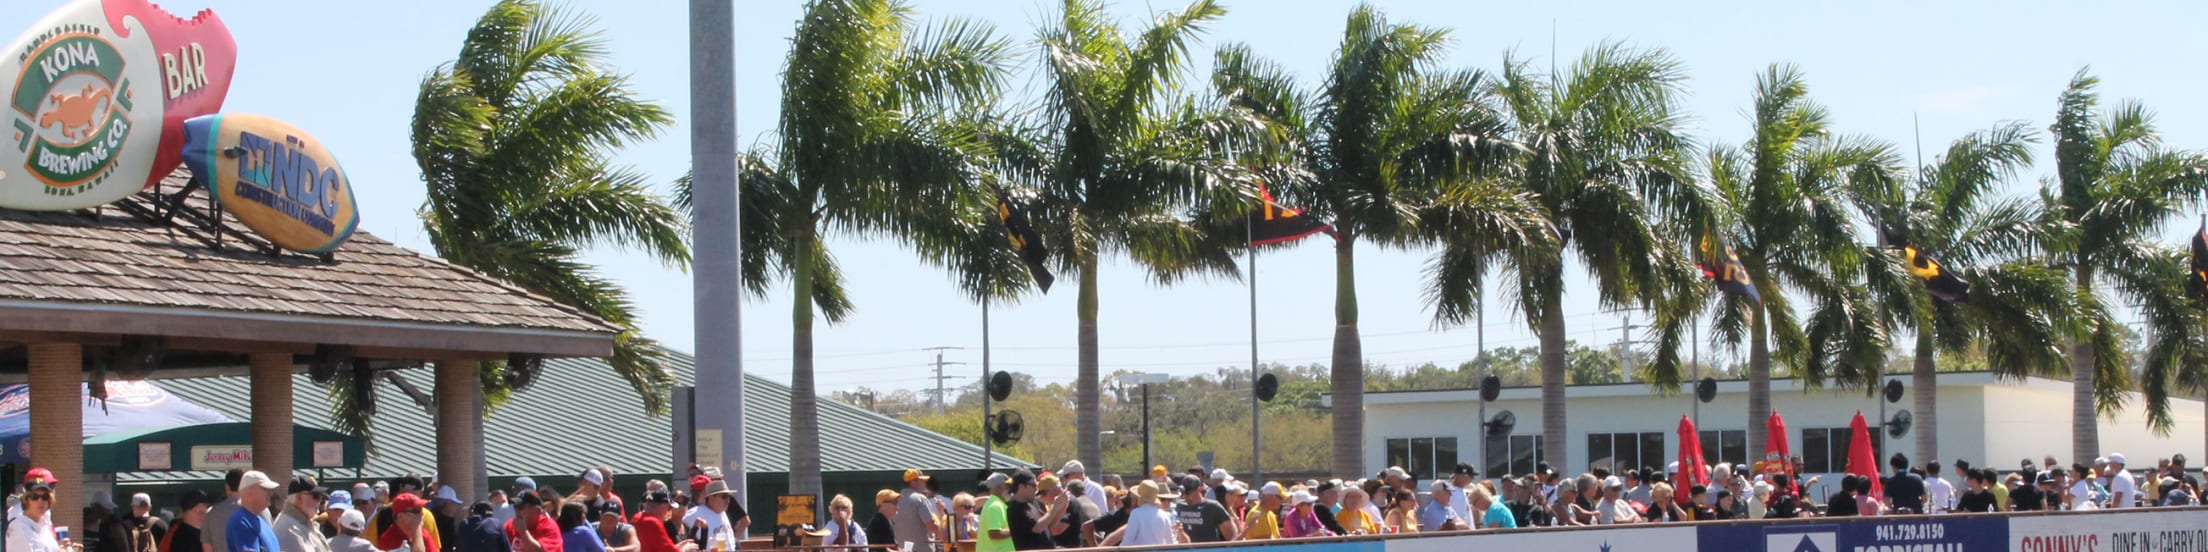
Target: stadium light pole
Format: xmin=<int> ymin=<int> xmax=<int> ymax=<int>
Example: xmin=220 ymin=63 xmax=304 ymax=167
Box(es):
xmin=689 ymin=0 xmax=745 ymax=496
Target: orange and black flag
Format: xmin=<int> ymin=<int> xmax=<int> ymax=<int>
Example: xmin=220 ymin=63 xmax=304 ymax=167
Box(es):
xmin=993 ymin=187 xmax=1054 ymax=293
xmin=2189 ymin=220 xmax=2208 ymax=304
xmin=1697 ymin=234 xmax=1761 ymax=304
xmin=1881 ymin=226 xmax=1969 ymax=303
xmin=1248 ymin=183 xmax=1331 ymax=246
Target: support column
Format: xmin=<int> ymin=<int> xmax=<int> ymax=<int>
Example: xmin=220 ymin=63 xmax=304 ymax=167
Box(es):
xmin=251 ymin=352 xmax=294 ymax=477
xmin=436 ymin=362 xmax=481 ymax=501
xmin=28 ymin=342 xmax=83 ymax=529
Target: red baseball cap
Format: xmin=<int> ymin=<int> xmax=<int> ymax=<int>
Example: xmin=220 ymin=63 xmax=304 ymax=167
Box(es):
xmin=389 ymin=492 xmax=430 ymax=512
xmin=689 ymin=475 xmax=712 ymax=494
xmin=25 ymin=467 xmax=55 ymax=487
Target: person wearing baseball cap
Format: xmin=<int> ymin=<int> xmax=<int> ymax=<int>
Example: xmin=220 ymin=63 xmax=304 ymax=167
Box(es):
xmin=1280 ymin=490 xmax=1330 ymax=538
xmin=2106 ymin=453 xmax=2137 ymax=508
xmin=100 ymin=492 xmax=168 ymax=552
xmin=890 ymin=470 xmax=937 ymax=552
xmin=1240 ymin=482 xmax=1284 ymax=540
xmin=592 ymin=498 xmax=637 ymax=552
xmin=219 ymin=471 xmax=284 ymax=552
xmin=628 ymin=491 xmax=694 ymax=552
xmin=273 ymin=475 xmax=331 ymax=552
xmin=1059 ymin=461 xmax=1111 ymax=516
xmin=503 ymin=491 xmax=559 ymax=552
xmin=328 ymin=510 xmax=373 ymax=552
xmin=974 ymin=473 xmax=1013 ymax=552
xmin=6 ymin=477 xmax=71 ymax=552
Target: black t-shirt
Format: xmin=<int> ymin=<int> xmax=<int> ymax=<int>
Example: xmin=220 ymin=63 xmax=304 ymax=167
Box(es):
xmin=1006 ymin=499 xmax=1054 ymax=550
xmin=1312 ymin=504 xmax=1347 ymax=535
xmin=1089 ymin=508 xmax=1129 ymax=541
xmin=1049 ymin=500 xmax=1090 ymax=549
xmin=1766 ymin=493 xmax=1801 ymax=519
xmin=1956 ymin=489 xmax=1996 ymax=513
xmin=865 ymin=513 xmax=896 ymax=548
xmin=2011 ymin=485 xmax=2045 ymax=511
xmin=1885 ymin=473 xmax=1927 ymax=514
xmin=1824 ymin=491 xmax=1857 ymax=516
xmin=1173 ymin=500 xmax=1231 ymax=543
xmin=166 ymin=522 xmax=202 ymax=552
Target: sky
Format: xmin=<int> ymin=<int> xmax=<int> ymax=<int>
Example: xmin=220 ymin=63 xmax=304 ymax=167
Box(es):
xmin=9 ymin=0 xmax=2206 ymax=396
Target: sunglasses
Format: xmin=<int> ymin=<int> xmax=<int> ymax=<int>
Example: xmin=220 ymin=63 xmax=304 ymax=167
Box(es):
xmin=25 ymin=493 xmax=51 ymax=502
xmin=831 ymin=505 xmax=851 ymax=511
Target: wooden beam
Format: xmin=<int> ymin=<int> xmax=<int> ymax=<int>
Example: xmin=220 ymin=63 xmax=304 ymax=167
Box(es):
xmin=353 ymin=347 xmax=507 ymax=362
xmin=0 ymin=304 xmax=613 ymax=358
xmin=0 ymin=331 xmax=119 ymax=346
xmin=168 ymin=337 xmax=314 ymax=355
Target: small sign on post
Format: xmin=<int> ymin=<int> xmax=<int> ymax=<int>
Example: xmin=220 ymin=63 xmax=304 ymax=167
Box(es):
xmin=695 ymin=429 xmax=723 ymax=470
xmin=137 ymin=442 xmax=171 ymax=470
xmin=311 ymin=441 xmax=344 ymax=468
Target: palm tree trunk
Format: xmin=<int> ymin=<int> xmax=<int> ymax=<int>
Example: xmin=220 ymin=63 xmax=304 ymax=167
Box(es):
xmin=1538 ymin=280 xmax=1568 ymax=474
xmin=1330 ymin=235 xmax=1364 ymax=477
xmin=1076 ymin=250 xmax=1102 ymax=472
xmin=1913 ymin=331 xmax=1938 ymax=463
xmin=789 ymin=220 xmax=824 ymax=497
xmin=2069 ymin=265 xmax=2098 ymax=465
xmin=1747 ymin=308 xmax=1772 ymax=466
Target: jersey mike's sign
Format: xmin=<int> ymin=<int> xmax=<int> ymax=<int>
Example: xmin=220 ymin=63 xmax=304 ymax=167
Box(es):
xmin=0 ymin=0 xmax=234 ymax=211
xmin=181 ymin=113 xmax=358 ymax=252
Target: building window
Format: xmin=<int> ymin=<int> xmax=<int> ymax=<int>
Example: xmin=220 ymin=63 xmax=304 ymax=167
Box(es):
xmin=1801 ymin=427 xmax=1882 ymax=473
xmin=1698 ymin=430 xmax=1748 ymax=467
xmin=1484 ymin=434 xmax=1546 ymax=478
xmin=1384 ymin=437 xmax=1458 ymax=481
xmin=1587 ymin=432 xmax=1666 ymax=474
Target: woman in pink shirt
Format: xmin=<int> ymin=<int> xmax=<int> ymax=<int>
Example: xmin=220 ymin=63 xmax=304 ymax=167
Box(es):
xmin=1282 ymin=492 xmax=1334 ymax=538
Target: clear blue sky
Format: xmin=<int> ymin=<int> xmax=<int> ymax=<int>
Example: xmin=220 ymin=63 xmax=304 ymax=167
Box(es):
xmin=12 ymin=0 xmax=2204 ymax=394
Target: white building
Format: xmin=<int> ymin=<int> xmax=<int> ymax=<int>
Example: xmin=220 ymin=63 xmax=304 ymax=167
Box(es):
xmin=1342 ymin=371 xmax=2203 ymax=494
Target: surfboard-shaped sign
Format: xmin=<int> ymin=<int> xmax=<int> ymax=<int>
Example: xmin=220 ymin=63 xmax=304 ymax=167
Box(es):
xmin=181 ymin=114 xmax=359 ymax=253
xmin=0 ymin=0 xmax=234 ymax=211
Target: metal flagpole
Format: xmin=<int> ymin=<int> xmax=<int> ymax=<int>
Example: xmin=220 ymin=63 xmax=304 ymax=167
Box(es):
xmin=688 ymin=0 xmax=745 ymax=497
xmin=983 ymin=297 xmax=994 ymax=473
xmin=1249 ymin=209 xmax=1262 ymax=483
xmin=1692 ymin=323 xmax=1700 ymax=427
xmin=1476 ymin=297 xmax=1486 ymax=476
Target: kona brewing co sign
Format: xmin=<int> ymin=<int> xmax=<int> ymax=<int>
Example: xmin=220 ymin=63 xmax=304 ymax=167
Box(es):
xmin=1 ymin=0 xmax=234 ymax=211
xmin=182 ymin=113 xmax=358 ymax=252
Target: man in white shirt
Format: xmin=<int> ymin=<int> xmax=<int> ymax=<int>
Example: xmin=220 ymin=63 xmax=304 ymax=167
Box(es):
xmin=1061 ymin=461 xmax=1112 ymax=515
xmin=2107 ymin=453 xmax=2137 ymax=508
xmin=1593 ymin=477 xmax=1640 ymax=525
xmin=1924 ymin=461 xmax=1955 ymax=513
xmin=1445 ymin=464 xmax=1477 ymax=525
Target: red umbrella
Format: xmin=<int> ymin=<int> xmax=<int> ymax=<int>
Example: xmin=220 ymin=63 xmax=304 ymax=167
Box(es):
xmin=1847 ymin=410 xmax=1884 ymax=498
xmin=1676 ymin=415 xmax=1710 ymax=505
xmin=1763 ymin=411 xmax=1791 ymax=475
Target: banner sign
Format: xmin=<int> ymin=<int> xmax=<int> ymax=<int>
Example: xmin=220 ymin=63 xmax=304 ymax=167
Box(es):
xmin=181 ymin=113 xmax=359 ymax=252
xmin=1698 ymin=516 xmax=2009 ymax=552
xmin=0 ymin=0 xmax=234 ymax=211
xmin=773 ymin=494 xmax=817 ymax=548
xmin=187 ymin=444 xmax=251 ymax=470
xmin=2009 ymin=509 xmax=2208 ymax=552
xmin=1391 ymin=525 xmax=1695 ymax=552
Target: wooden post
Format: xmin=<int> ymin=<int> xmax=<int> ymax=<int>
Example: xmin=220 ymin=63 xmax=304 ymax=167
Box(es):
xmin=436 ymin=362 xmax=480 ymax=501
xmin=251 ymin=352 xmax=294 ymax=477
xmin=28 ymin=342 xmax=83 ymax=529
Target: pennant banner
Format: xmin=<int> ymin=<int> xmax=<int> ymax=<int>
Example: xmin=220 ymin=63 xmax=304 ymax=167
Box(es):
xmin=1249 ymin=183 xmax=1330 ymax=246
xmin=1698 ymin=234 xmax=1761 ymax=304
xmin=1882 ymin=226 xmax=1970 ymax=303
xmin=993 ymin=188 xmax=1054 ymax=293
xmin=2190 ymin=222 xmax=2208 ymax=304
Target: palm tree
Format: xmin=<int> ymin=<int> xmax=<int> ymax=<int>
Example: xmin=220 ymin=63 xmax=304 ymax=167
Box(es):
xmin=1702 ymin=65 xmax=1904 ymax=460
xmin=1031 ymin=0 xmax=1258 ymax=470
xmin=700 ymin=0 xmax=1013 ymax=496
xmin=403 ymin=0 xmax=687 ymax=440
xmin=1212 ymin=5 xmax=1546 ymax=476
xmin=2041 ymin=69 xmax=2208 ymax=461
xmin=1853 ymin=121 xmax=2073 ymax=462
xmin=1483 ymin=43 xmax=1707 ymax=473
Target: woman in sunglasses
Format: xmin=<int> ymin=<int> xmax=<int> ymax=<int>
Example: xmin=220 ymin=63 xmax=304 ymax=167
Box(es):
xmin=7 ymin=481 xmax=80 ymax=552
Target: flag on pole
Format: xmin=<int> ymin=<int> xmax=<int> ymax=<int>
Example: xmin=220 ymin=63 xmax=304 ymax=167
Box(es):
xmin=1880 ymin=226 xmax=1969 ymax=303
xmin=1698 ymin=234 xmax=1760 ymax=304
xmin=1248 ymin=183 xmax=1331 ymax=246
xmin=992 ymin=187 xmax=1053 ymax=293
xmin=2190 ymin=221 xmax=2208 ymax=303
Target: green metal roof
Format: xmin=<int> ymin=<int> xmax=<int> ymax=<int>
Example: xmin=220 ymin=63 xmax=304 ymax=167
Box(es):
xmin=122 ymin=350 xmax=1030 ymax=482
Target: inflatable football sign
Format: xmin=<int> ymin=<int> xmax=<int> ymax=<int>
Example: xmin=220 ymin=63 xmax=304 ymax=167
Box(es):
xmin=181 ymin=113 xmax=358 ymax=253
xmin=1 ymin=0 xmax=235 ymax=211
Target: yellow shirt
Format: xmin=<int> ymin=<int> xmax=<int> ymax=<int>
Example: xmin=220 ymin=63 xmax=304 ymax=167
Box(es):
xmin=1335 ymin=508 xmax=1379 ymax=535
xmin=1991 ymin=482 xmax=2011 ymax=512
xmin=1243 ymin=510 xmax=1280 ymax=540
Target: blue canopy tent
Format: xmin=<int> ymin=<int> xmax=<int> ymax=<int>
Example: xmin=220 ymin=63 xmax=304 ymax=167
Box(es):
xmin=0 ymin=380 xmax=234 ymax=465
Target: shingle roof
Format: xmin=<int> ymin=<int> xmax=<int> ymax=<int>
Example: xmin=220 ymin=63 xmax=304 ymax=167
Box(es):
xmin=0 ymin=169 xmax=615 ymax=335
xmin=123 ymin=349 xmax=1031 ymax=482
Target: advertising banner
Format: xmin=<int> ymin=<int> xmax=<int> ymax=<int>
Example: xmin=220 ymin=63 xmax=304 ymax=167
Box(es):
xmin=1699 ymin=516 xmax=2009 ymax=552
xmin=2009 ymin=509 xmax=2208 ymax=552
xmin=1391 ymin=525 xmax=1696 ymax=552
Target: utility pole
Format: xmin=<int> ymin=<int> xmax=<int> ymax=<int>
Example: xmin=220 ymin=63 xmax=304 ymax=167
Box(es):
xmin=923 ymin=347 xmax=967 ymax=415
xmin=1609 ymin=311 xmax=1644 ymax=383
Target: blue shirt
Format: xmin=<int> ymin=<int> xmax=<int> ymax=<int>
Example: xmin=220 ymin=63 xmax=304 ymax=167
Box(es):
xmin=562 ymin=526 xmax=606 ymax=552
xmin=225 ymin=508 xmax=278 ymax=552
xmin=1416 ymin=501 xmax=1457 ymax=531
xmin=1483 ymin=501 xmax=1517 ymax=529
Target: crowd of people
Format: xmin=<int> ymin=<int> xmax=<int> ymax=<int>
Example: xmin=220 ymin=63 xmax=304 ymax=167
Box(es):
xmin=4 ymin=450 xmax=2198 ymax=552
xmin=848 ymin=451 xmax=2203 ymax=551
xmin=4 ymin=465 xmax=753 ymax=552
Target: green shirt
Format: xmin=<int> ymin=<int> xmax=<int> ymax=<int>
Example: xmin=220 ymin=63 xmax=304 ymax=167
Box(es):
xmin=977 ymin=497 xmax=1013 ymax=552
